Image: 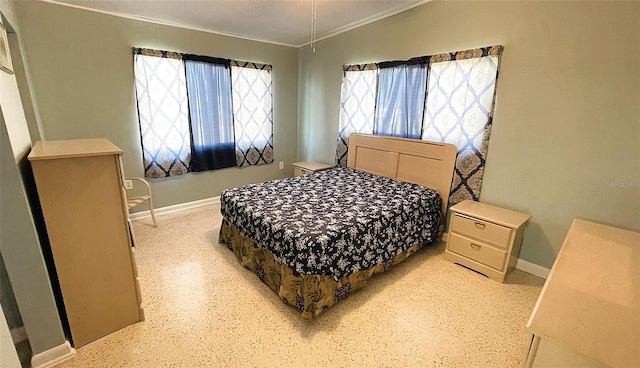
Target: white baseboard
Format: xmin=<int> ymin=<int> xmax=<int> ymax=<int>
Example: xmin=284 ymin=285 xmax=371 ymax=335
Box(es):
xmin=441 ymin=232 xmax=550 ymax=279
xmin=129 ymin=196 xmax=220 ymax=222
xmin=515 ymin=258 xmax=550 ymax=279
xmin=10 ymin=326 xmax=27 ymax=343
xmin=441 ymin=231 xmax=449 ymax=242
xmin=31 ymin=341 xmax=75 ymax=368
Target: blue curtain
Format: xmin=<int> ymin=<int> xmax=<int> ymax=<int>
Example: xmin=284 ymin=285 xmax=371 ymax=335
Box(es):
xmin=184 ymin=58 xmax=236 ymax=171
xmin=374 ymin=63 xmax=427 ymax=139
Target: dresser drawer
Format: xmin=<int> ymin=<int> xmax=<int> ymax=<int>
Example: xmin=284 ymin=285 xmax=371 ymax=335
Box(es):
xmin=451 ymin=213 xmax=512 ymax=248
xmin=448 ymin=233 xmax=507 ymax=270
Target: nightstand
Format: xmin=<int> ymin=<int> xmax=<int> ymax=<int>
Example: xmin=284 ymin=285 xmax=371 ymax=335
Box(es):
xmin=292 ymin=161 xmax=333 ymax=177
xmin=444 ymin=200 xmax=530 ymax=283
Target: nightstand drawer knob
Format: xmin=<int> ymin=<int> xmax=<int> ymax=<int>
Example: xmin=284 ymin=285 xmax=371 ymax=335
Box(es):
xmin=470 ymin=243 xmax=482 ymax=250
xmin=474 ymin=222 xmax=486 ymax=229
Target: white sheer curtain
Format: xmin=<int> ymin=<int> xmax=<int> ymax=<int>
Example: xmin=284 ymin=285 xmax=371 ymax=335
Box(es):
xmin=231 ymin=62 xmax=273 ymax=167
xmin=133 ymin=52 xmax=191 ymax=178
xmin=335 ymin=66 xmax=377 ymax=167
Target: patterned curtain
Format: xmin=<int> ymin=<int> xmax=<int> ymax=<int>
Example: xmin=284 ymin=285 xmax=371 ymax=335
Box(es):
xmin=422 ymin=46 xmax=503 ymax=204
xmin=334 ymin=46 xmax=502 ymax=204
xmin=133 ymin=48 xmax=191 ymax=178
xmin=231 ymin=61 xmax=274 ymax=167
xmin=335 ymin=64 xmax=377 ymax=167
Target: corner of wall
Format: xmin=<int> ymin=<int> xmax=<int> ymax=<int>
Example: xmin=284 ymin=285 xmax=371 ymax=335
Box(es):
xmin=0 ymin=0 xmax=67 ymax=356
xmin=31 ymin=341 xmax=75 ymax=368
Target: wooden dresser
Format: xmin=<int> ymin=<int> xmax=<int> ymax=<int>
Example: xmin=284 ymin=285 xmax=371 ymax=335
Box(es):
xmin=524 ymin=219 xmax=640 ymax=367
xmin=28 ymin=138 xmax=144 ymax=347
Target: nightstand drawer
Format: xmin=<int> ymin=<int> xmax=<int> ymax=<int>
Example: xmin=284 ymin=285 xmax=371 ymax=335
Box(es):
xmin=451 ymin=213 xmax=512 ymax=248
xmin=294 ymin=167 xmax=313 ymax=176
xmin=293 ymin=161 xmax=333 ymax=177
xmin=448 ymin=233 xmax=506 ymax=270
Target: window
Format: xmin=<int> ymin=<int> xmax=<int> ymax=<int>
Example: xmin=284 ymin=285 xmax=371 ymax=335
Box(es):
xmin=133 ymin=48 xmax=273 ymax=178
xmin=336 ymin=46 xmax=503 ymax=204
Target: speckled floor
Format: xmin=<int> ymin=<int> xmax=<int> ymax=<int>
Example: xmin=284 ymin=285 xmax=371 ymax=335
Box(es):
xmin=54 ymin=204 xmax=544 ymax=368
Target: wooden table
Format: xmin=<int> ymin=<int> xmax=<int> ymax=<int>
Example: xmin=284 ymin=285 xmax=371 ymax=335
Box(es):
xmin=524 ymin=219 xmax=640 ymax=367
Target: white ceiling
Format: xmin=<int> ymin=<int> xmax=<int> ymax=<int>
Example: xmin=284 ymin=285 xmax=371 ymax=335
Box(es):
xmin=49 ymin=0 xmax=430 ymax=47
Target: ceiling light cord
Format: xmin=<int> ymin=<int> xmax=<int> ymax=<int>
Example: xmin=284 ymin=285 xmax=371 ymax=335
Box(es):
xmin=311 ymin=0 xmax=317 ymax=53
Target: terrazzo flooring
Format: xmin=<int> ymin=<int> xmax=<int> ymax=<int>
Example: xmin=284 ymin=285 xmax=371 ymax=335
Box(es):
xmin=54 ymin=204 xmax=544 ymax=368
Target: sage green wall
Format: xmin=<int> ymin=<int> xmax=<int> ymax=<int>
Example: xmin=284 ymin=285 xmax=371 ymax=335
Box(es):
xmin=14 ymin=1 xmax=299 ymax=208
xmin=1 ymin=111 xmax=66 ymax=355
xmin=1 ymin=0 xmax=66 ymax=355
xmin=297 ymin=1 xmax=640 ymax=268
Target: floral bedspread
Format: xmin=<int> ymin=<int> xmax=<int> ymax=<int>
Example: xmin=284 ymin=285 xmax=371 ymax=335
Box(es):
xmin=220 ymin=167 xmax=441 ymax=281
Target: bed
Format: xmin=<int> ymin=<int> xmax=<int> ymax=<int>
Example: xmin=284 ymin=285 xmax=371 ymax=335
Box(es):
xmin=218 ymin=134 xmax=457 ymax=318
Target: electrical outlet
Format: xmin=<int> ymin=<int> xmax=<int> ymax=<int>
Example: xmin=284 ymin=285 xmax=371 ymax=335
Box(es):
xmin=279 ymin=162 xmax=284 ymax=170
xmin=124 ymin=179 xmax=133 ymax=189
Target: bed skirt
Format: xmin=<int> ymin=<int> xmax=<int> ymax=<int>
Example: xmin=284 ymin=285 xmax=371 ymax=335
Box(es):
xmin=219 ymin=218 xmax=425 ymax=319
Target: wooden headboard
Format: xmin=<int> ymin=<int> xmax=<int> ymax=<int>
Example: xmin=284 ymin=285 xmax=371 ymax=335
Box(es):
xmin=346 ymin=133 xmax=458 ymax=214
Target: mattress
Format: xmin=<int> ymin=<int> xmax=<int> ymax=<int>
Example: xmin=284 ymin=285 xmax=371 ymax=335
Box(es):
xmin=220 ymin=167 xmax=442 ymax=281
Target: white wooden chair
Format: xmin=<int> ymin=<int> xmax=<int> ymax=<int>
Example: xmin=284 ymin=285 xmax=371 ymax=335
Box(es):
xmin=125 ymin=178 xmax=158 ymax=227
